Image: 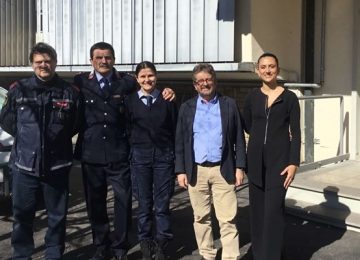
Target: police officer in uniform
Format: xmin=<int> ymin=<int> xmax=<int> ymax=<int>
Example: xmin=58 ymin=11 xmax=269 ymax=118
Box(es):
xmin=74 ymin=42 xmax=175 ymax=260
xmin=0 ymin=42 xmax=81 ymax=259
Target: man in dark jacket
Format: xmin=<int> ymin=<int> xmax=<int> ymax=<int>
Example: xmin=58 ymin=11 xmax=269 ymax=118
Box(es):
xmin=0 ymin=42 xmax=80 ymax=259
xmin=175 ymin=63 xmax=246 ymax=260
xmin=74 ymin=42 xmax=174 ymax=260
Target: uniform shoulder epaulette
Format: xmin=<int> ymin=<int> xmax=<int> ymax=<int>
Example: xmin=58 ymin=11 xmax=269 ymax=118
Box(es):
xmin=73 ymin=71 xmax=90 ymax=79
xmin=9 ymin=81 xmax=18 ymax=90
xmin=88 ymin=71 xmax=95 ymax=80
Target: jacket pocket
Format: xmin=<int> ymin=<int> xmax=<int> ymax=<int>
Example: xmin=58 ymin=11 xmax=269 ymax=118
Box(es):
xmin=15 ymin=149 xmax=36 ymax=172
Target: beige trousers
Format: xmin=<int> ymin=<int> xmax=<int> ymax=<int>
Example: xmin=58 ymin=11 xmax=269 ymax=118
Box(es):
xmin=188 ymin=165 xmax=240 ymax=260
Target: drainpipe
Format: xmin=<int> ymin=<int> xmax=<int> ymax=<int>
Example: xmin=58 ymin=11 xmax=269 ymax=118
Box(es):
xmin=320 ymin=0 xmax=327 ymax=84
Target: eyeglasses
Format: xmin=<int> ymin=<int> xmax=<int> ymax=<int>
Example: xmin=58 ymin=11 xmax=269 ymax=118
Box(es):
xmin=194 ymin=78 xmax=213 ymax=85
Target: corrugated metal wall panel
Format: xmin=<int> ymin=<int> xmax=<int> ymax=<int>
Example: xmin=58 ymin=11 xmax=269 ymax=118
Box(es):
xmin=204 ymin=0 xmax=219 ymax=61
xmin=191 ymin=0 xmax=205 ymax=62
xmin=154 ymin=0 xmax=165 ymax=63
xmin=218 ymin=0 xmax=235 ymax=61
xmin=164 ymin=0 xmax=177 ymax=63
xmin=38 ymin=0 xmax=234 ymax=66
xmin=121 ymin=0 xmax=133 ymax=63
xmin=0 ymin=0 xmax=36 ymax=66
xmin=177 ymin=0 xmax=191 ymax=62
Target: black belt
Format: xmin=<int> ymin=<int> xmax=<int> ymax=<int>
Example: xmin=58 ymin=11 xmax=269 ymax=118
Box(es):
xmin=196 ymin=161 xmax=221 ymax=167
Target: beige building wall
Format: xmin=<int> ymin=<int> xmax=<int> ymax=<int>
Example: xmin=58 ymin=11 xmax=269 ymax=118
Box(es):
xmin=235 ymin=0 xmax=360 ymax=160
xmin=314 ymin=0 xmax=360 ymax=159
xmin=318 ymin=0 xmax=355 ymax=96
xmin=235 ymin=0 xmax=302 ymax=78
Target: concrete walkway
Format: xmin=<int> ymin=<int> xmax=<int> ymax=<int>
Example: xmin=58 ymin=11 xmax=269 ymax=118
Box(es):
xmin=1 ymin=162 xmax=360 ymax=259
xmin=286 ymin=160 xmax=360 ymax=231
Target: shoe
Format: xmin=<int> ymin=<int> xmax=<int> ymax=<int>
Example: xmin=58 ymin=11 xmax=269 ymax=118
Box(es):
xmin=140 ymin=240 xmax=153 ymax=260
xmin=154 ymin=240 xmax=168 ymax=260
xmin=90 ymin=249 xmax=113 ymax=260
xmin=154 ymin=247 xmax=166 ymax=260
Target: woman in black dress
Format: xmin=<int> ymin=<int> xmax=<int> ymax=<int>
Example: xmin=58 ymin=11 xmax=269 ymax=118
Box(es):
xmin=243 ymin=53 xmax=301 ymax=260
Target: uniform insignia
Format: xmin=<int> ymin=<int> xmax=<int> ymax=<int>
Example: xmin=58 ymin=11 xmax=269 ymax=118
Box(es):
xmin=112 ymin=95 xmax=122 ymax=98
xmin=53 ymin=101 xmax=70 ymax=109
xmin=9 ymin=81 xmax=18 ymax=89
xmin=88 ymin=71 xmax=95 ymax=80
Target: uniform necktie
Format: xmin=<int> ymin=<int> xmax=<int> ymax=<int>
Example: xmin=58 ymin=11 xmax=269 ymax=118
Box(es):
xmin=146 ymin=95 xmax=153 ymax=107
xmin=100 ymin=77 xmax=110 ymax=88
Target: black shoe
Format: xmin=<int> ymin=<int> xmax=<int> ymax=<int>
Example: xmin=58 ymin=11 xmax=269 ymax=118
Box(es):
xmin=140 ymin=240 xmax=153 ymax=260
xmin=154 ymin=247 xmax=166 ymax=260
xmin=154 ymin=240 xmax=168 ymax=260
xmin=90 ymin=249 xmax=113 ymax=260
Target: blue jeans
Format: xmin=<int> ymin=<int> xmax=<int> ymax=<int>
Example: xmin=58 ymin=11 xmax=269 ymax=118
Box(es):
xmin=130 ymin=147 xmax=175 ymax=242
xmin=11 ymin=168 xmax=69 ymax=260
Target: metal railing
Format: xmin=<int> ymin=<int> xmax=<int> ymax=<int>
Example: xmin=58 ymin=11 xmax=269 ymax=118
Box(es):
xmin=285 ymin=84 xmax=349 ymax=172
xmin=298 ymin=94 xmax=349 ymax=173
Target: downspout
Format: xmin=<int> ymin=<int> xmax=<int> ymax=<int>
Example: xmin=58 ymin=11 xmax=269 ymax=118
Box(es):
xmin=319 ymin=0 xmax=327 ymax=84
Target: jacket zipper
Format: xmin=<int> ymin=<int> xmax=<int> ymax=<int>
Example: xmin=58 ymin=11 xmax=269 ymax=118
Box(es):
xmin=264 ymin=96 xmax=282 ymax=145
xmin=41 ymin=92 xmax=46 ymax=174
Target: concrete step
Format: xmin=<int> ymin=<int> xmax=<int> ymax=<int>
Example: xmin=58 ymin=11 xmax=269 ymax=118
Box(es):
xmin=286 ymin=183 xmax=360 ymax=232
xmin=286 ymin=160 xmax=360 ymax=232
xmin=284 ymin=160 xmax=360 ymax=231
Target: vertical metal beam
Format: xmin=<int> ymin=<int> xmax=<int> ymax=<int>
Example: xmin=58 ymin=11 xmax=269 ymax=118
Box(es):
xmin=304 ymin=89 xmax=314 ymax=163
xmin=339 ymin=96 xmax=344 ymax=155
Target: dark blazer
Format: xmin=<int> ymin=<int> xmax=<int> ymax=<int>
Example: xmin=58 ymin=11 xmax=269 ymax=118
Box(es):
xmin=175 ymin=93 xmax=246 ymax=184
xmin=243 ymin=88 xmax=301 ymax=188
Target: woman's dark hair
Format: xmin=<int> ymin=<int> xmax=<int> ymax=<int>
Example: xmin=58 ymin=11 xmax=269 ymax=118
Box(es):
xmin=90 ymin=42 xmax=115 ymax=59
xmin=29 ymin=42 xmax=57 ymax=63
xmin=257 ymin=52 xmax=279 ymax=67
xmin=135 ymin=61 xmax=157 ymax=76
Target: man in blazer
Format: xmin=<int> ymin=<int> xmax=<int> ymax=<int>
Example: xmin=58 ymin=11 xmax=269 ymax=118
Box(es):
xmin=175 ymin=63 xmax=247 ymax=260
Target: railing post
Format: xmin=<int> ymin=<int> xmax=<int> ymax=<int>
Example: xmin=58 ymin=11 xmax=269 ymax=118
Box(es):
xmin=304 ymin=89 xmax=315 ymax=163
xmin=340 ymin=97 xmax=344 ymax=155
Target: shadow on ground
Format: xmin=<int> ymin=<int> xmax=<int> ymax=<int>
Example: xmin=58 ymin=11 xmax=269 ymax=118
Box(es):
xmin=0 ymin=169 xmax=356 ymax=260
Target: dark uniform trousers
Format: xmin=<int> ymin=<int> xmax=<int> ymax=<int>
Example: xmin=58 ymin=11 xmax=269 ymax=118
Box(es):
xmin=130 ymin=147 xmax=175 ymax=243
xmin=82 ymin=160 xmax=132 ymax=256
xmin=11 ymin=168 xmax=70 ymax=260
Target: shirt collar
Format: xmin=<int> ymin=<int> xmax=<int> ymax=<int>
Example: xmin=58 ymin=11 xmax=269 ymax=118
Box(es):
xmin=137 ymin=88 xmax=160 ymax=99
xmin=198 ymin=94 xmax=218 ymax=104
xmin=94 ymin=70 xmax=113 ymax=83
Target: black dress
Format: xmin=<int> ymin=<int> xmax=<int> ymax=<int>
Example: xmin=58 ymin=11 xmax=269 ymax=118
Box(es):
xmin=243 ymin=87 xmax=301 ymax=188
xmin=243 ymin=87 xmax=301 ymax=260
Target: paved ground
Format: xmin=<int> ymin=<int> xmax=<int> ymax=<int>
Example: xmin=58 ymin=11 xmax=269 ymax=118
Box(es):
xmin=1 ymin=163 xmax=360 ymax=260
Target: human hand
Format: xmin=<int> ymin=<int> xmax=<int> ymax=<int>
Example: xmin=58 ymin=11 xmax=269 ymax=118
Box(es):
xmin=177 ymin=173 xmax=188 ymax=189
xmin=162 ymin=87 xmax=176 ymax=101
xmin=280 ymin=165 xmax=298 ymax=189
xmin=235 ymin=168 xmax=245 ymax=187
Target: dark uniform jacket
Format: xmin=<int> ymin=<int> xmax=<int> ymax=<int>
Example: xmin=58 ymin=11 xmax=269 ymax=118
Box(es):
xmin=74 ymin=69 xmax=137 ymax=164
xmin=243 ymin=88 xmax=301 ymax=188
xmin=0 ymin=75 xmax=80 ymax=176
xmin=175 ymin=94 xmax=247 ymax=185
xmin=125 ymin=92 xmax=178 ymax=150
